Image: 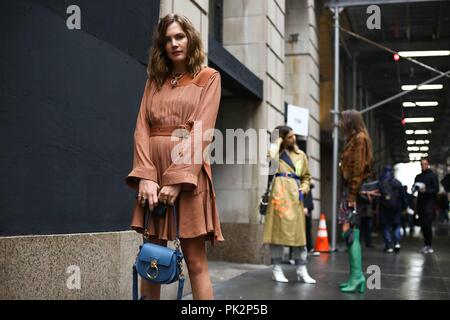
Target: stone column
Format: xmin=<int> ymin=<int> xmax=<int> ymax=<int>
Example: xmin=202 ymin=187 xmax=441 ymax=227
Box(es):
xmin=285 ymin=0 xmax=321 ymax=219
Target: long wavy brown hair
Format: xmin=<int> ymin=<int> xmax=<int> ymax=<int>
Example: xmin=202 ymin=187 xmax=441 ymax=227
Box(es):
xmin=341 ymin=109 xmax=373 ymax=163
xmin=272 ymin=125 xmax=296 ymax=153
xmin=147 ymin=14 xmax=205 ymax=90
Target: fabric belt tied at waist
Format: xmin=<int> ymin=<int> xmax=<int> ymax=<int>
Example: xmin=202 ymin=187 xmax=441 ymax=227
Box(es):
xmin=149 ymin=123 xmax=193 ymax=138
xmin=275 ymin=172 xmax=300 ymax=180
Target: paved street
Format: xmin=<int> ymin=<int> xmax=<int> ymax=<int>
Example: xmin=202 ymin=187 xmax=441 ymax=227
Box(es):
xmin=186 ymin=225 xmax=450 ymax=300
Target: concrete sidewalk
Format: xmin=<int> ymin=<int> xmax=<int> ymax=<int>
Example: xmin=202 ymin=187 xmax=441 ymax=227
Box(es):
xmin=185 ymin=225 xmax=450 ymax=300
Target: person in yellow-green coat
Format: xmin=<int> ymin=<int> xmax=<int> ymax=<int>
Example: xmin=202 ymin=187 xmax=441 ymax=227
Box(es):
xmin=263 ymin=125 xmax=316 ymax=284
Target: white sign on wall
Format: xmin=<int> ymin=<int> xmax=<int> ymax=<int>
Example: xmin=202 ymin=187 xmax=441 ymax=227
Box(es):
xmin=287 ymin=104 xmax=309 ymax=137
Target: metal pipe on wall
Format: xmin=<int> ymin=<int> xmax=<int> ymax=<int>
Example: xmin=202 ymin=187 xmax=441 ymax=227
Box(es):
xmin=331 ymin=6 xmax=341 ymax=252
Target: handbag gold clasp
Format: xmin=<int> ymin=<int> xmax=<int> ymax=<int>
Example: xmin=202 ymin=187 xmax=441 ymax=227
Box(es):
xmin=146 ymin=260 xmax=159 ymax=279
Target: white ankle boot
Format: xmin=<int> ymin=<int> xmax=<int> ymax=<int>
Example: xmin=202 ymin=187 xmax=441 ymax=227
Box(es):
xmin=296 ymin=265 xmax=316 ymax=284
xmin=272 ymin=265 xmax=289 ymax=283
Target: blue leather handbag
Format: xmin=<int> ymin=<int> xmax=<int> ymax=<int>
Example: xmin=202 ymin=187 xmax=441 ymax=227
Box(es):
xmin=132 ymin=204 xmax=185 ymax=300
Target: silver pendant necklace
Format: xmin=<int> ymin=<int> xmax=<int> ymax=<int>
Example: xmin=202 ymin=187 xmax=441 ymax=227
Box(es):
xmin=170 ymin=72 xmax=185 ymax=88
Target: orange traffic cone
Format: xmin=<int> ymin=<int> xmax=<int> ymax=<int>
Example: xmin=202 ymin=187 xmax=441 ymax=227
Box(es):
xmin=314 ymin=213 xmax=330 ymax=252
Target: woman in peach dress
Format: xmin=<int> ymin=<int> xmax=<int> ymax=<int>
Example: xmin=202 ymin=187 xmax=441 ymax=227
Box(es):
xmin=125 ymin=14 xmax=224 ymax=300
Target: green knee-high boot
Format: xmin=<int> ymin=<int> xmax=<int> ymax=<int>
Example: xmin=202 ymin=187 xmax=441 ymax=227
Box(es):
xmin=340 ymin=228 xmax=365 ymax=293
xmin=339 ymin=231 xmax=351 ymax=289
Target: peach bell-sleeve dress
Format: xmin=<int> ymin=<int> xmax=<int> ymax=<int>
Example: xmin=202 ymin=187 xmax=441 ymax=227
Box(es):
xmin=125 ymin=67 xmax=224 ymax=245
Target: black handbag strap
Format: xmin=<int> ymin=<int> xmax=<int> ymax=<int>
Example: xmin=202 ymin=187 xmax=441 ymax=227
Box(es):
xmin=144 ymin=202 xmax=180 ymax=241
xmin=265 ymin=174 xmax=274 ymax=194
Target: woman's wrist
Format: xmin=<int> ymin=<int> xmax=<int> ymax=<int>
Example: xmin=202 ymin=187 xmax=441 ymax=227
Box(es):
xmin=140 ymin=178 xmax=159 ymax=187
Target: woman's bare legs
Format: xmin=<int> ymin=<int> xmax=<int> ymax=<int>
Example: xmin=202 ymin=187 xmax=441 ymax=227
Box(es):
xmin=140 ymin=238 xmax=167 ymax=300
xmin=180 ymin=236 xmax=213 ymax=300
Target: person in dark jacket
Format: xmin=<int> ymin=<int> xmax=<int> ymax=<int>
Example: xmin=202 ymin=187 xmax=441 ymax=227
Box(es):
xmin=303 ymin=183 xmax=315 ymax=252
xmin=402 ymin=185 xmax=416 ymax=236
xmin=379 ymin=165 xmax=407 ymax=253
xmin=413 ymin=158 xmax=439 ymax=254
xmin=360 ymin=197 xmax=376 ymax=248
xmin=436 ymin=192 xmax=449 ymax=224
